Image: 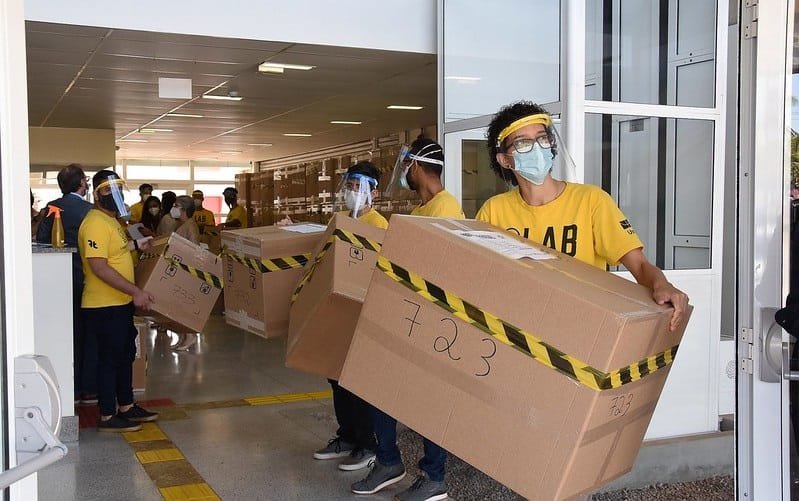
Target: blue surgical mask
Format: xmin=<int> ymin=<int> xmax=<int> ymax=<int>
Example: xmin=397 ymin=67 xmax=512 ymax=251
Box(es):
xmin=512 ymin=145 xmax=553 ymax=185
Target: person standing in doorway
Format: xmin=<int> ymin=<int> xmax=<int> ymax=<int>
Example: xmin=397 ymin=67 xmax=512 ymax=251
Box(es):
xmin=218 ymin=187 xmax=248 ymax=229
xmin=191 ymin=190 xmax=216 ymax=234
xmin=128 ymin=183 xmax=153 ymax=224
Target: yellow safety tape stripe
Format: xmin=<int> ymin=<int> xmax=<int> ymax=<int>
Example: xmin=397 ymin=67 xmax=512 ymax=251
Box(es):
xmin=376 ymin=255 xmax=679 ymax=392
xmin=221 ymin=249 xmax=312 ymax=273
xmin=164 ymin=256 xmax=224 ymax=289
xmin=290 ymin=229 xmax=382 ymax=303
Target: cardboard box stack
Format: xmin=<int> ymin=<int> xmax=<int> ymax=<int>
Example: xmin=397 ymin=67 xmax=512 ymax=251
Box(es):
xmin=339 ymin=216 xmax=691 ymax=500
xmin=234 ymin=172 xmax=253 ymax=226
xmin=286 ymin=214 xmax=385 ymax=380
xmin=135 ymin=233 xmax=223 ymax=333
xmin=222 ymin=223 xmax=327 ymax=338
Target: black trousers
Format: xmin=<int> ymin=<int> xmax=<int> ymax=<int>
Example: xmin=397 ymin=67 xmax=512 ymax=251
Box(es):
xmin=73 ymin=278 xmax=97 ymax=396
xmin=84 ymin=303 xmax=137 ymax=417
xmin=329 ymin=379 xmax=376 ymax=449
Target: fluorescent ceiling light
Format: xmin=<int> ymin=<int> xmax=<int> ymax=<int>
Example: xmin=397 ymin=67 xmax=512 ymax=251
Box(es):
xmin=139 ymin=128 xmax=173 ymax=133
xmin=283 ymin=133 xmax=313 ymax=137
xmin=167 ymin=113 xmax=204 ymax=118
xmin=247 ymin=143 xmax=273 ymax=147
xmin=330 ymin=120 xmax=362 ymax=125
xmin=219 ymin=151 xmax=242 ymax=154
xmin=118 ymin=139 xmax=149 ymax=143
xmin=387 ymin=105 xmax=424 ymax=110
xmin=258 ymin=62 xmax=315 ymax=73
xmin=202 ymin=94 xmax=243 ymax=101
xmin=445 ymin=76 xmax=481 ymax=82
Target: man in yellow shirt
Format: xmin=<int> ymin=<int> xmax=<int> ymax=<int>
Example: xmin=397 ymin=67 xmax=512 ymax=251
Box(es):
xmin=128 ymin=183 xmax=152 ymax=224
xmin=353 ymin=139 xmax=460 ymax=500
xmin=219 ymin=187 xmax=248 ymax=229
xmin=79 ymin=170 xmax=158 ymax=432
xmin=315 ymin=162 xmax=386 ymax=473
xmin=476 ymin=101 xmax=688 ymax=331
xmin=192 ymin=190 xmax=216 ymax=234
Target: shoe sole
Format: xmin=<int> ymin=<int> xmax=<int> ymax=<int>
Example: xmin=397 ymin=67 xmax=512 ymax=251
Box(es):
xmin=352 ymin=471 xmax=406 ymax=495
xmin=97 ymin=425 xmax=141 ymax=433
xmin=338 ymin=454 xmax=376 ymax=471
xmin=314 ymin=451 xmax=352 ymax=460
xmin=124 ymin=415 xmax=159 ymax=422
xmin=407 ymin=493 xmax=447 ymax=501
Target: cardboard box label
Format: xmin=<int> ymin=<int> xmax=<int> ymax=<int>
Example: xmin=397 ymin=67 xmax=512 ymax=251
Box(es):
xmin=280 ymin=223 xmax=327 ymax=234
xmin=444 ymin=227 xmax=556 ymax=261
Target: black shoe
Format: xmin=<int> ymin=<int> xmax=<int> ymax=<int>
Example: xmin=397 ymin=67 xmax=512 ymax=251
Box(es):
xmin=97 ymin=415 xmax=142 ymax=432
xmin=118 ymin=404 xmax=159 ymax=422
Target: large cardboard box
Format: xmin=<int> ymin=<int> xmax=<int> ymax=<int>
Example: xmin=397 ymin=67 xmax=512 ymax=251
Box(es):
xmin=286 ymin=214 xmax=385 ymax=380
xmin=132 ymin=317 xmax=149 ymax=392
xmin=135 ymin=233 xmax=223 ymax=333
xmin=222 ymin=223 xmax=327 ymax=338
xmin=339 ymin=216 xmax=692 ymax=501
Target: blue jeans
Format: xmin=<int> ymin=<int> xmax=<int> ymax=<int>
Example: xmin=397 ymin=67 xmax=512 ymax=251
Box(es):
xmin=372 ymin=406 xmax=447 ymax=482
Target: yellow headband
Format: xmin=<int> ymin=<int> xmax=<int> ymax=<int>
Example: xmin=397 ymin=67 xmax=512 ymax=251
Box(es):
xmin=496 ymin=113 xmax=553 ymax=146
xmin=94 ymin=178 xmax=126 ymax=191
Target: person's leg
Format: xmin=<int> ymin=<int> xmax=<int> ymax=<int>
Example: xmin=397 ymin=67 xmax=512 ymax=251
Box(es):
xmin=372 ymin=407 xmax=401 ymax=466
xmin=315 ymin=379 xmax=356 ymax=459
xmin=115 ymin=305 xmax=136 ymax=410
xmin=419 ymin=438 xmax=447 ymax=482
xmin=89 ymin=307 xmax=118 ymax=418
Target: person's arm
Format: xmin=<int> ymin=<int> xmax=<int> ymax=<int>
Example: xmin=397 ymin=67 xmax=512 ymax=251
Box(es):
xmin=619 ymin=248 xmax=689 ymax=332
xmin=87 ymin=257 xmax=154 ymax=310
xmin=35 ymin=210 xmax=53 ymax=243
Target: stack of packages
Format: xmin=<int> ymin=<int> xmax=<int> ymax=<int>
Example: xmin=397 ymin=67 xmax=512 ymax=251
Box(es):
xmin=279 ymin=214 xmax=691 ymax=500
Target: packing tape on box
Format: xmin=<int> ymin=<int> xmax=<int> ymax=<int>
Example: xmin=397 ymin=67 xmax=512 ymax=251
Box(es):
xmin=290 ymin=229 xmax=382 ymax=303
xmin=222 ymin=249 xmax=313 ymax=274
xmin=375 ymin=255 xmax=679 ymax=392
xmin=164 ymin=256 xmax=224 ymax=289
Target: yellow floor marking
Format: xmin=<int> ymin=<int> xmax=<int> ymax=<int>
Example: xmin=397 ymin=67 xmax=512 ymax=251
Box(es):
xmin=136 ymin=448 xmax=185 ymax=464
xmin=244 ymin=389 xmax=333 ymax=406
xmin=123 ymin=422 xmax=167 ymax=443
xmin=244 ymin=395 xmax=281 ymax=406
xmin=159 ymin=482 xmax=220 ymax=501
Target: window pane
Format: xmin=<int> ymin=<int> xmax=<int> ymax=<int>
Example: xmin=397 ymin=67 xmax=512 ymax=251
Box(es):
xmin=585 ymin=0 xmax=716 ymax=107
xmin=461 ymin=139 xmax=505 ymax=218
xmin=443 ymin=0 xmax=560 ymax=122
xmin=194 ymin=164 xmax=252 ymax=181
xmin=585 ymin=113 xmax=714 ymax=270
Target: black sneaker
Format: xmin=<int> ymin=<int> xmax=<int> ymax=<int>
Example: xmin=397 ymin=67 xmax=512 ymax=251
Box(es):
xmin=395 ymin=474 xmax=448 ymax=501
xmin=338 ymin=447 xmax=376 ymax=471
xmin=118 ymin=404 xmax=159 ymax=422
xmin=97 ymin=415 xmax=142 ymax=433
xmin=351 ymin=460 xmax=406 ymax=495
xmin=314 ymin=437 xmax=355 ymax=460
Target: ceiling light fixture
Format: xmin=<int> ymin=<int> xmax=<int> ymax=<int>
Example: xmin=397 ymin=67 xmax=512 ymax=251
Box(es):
xmin=330 ymin=120 xmax=363 ymax=125
xmin=247 ymin=143 xmax=273 ymax=147
xmin=283 ymin=133 xmax=313 ymax=137
xmin=218 ymin=151 xmax=242 ymax=154
xmin=202 ymin=94 xmax=243 ymax=101
xmin=167 ymin=113 xmax=205 ymax=118
xmin=445 ymin=76 xmax=482 ymax=82
xmin=118 ymin=139 xmax=149 ymax=143
xmin=387 ymin=105 xmax=424 ymax=110
xmin=138 ymin=128 xmax=173 ymax=133
xmin=258 ymin=62 xmax=315 ymax=74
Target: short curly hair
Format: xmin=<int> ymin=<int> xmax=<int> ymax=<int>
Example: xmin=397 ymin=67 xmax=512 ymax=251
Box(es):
xmin=485 ymin=101 xmax=557 ymax=186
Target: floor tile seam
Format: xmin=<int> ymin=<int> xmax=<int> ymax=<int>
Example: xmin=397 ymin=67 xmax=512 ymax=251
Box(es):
xmin=120 ymin=421 xmax=222 ymax=499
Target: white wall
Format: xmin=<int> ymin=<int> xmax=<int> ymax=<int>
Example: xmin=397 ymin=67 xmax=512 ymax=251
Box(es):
xmin=29 ymin=127 xmax=115 ymax=167
xmin=24 ymin=0 xmax=437 ymax=54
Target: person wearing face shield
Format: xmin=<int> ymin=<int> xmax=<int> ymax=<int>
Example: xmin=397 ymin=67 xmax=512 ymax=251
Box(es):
xmin=314 ymin=162 xmax=386 ymax=472
xmin=78 ymin=170 xmax=159 ymax=432
xmin=353 ymin=140 xmax=461 ymax=501
xmin=476 ymin=101 xmax=688 ymax=331
xmin=191 ymin=190 xmax=216 ymax=235
xmin=129 ymin=183 xmax=153 ymax=224
xmin=218 ymin=187 xmax=248 ymax=229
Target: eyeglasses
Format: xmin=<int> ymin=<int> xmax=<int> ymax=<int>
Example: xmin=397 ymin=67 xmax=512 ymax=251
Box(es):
xmin=504 ymin=136 xmax=553 ymax=154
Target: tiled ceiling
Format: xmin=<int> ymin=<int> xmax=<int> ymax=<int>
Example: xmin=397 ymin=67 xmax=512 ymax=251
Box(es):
xmin=25 ymin=21 xmax=437 ymax=163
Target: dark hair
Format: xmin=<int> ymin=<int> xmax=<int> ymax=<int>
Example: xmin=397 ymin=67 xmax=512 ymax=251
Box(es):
xmin=57 ymin=164 xmax=86 ymax=195
xmin=176 ymin=195 xmax=196 ymax=218
xmin=140 ymin=196 xmax=162 ymax=232
xmin=408 ymin=136 xmax=444 ymax=176
xmin=486 ymin=101 xmax=557 ymax=186
xmin=138 ymin=183 xmax=153 ymax=193
xmin=161 ymin=191 xmax=177 ymax=213
xmin=346 ymin=161 xmax=380 ymax=186
xmin=93 ymin=169 xmax=121 ymax=190
xmin=223 ymin=187 xmax=237 ymax=196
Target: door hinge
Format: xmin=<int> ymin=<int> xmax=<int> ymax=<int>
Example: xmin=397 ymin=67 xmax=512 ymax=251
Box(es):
xmin=744 ymin=1 xmax=758 ymax=39
xmin=741 ymin=327 xmax=754 ymax=374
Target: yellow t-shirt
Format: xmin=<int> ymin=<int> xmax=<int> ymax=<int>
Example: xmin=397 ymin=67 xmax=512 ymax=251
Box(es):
xmin=356 ymin=208 xmax=389 ymax=229
xmin=226 ymin=205 xmax=248 ymax=228
xmin=410 ymin=190 xmax=465 ymax=218
xmin=475 ymin=183 xmax=643 ymax=269
xmin=193 ymin=208 xmax=216 ymax=233
xmin=78 ymin=209 xmax=135 ymax=308
xmin=129 ymin=201 xmax=144 ymax=224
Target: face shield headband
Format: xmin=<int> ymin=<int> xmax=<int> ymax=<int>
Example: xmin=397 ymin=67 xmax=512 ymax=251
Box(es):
xmin=495 ymin=113 xmax=553 ymax=149
xmin=95 ymin=177 xmax=130 ymax=218
xmin=338 ymin=173 xmax=376 ymax=216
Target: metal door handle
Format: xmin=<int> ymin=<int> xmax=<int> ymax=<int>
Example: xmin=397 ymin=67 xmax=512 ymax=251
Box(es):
xmin=783 ymin=340 xmax=799 ymax=381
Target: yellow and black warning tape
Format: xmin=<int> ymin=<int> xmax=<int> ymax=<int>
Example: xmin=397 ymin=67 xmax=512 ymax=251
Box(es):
xmin=221 ymin=249 xmax=312 ymax=274
xmin=290 ymin=229 xmax=382 ymax=303
xmin=137 ymin=246 xmax=222 ymax=289
xmin=376 ymin=255 xmax=679 ymax=391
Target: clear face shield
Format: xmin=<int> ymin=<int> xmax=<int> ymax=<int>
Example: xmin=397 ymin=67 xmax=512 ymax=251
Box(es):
xmin=495 ymin=114 xmax=577 ymax=187
xmin=385 ymin=144 xmax=446 ymax=198
xmin=94 ymin=177 xmax=131 ymax=218
xmin=335 ymin=173 xmax=376 ymax=217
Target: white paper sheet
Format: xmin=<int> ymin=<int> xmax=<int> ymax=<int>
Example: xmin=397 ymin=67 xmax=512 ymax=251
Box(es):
xmin=127 ymin=223 xmax=146 ymax=240
xmin=449 ymin=229 xmax=555 ymax=261
xmin=279 ymin=223 xmax=327 ymax=234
